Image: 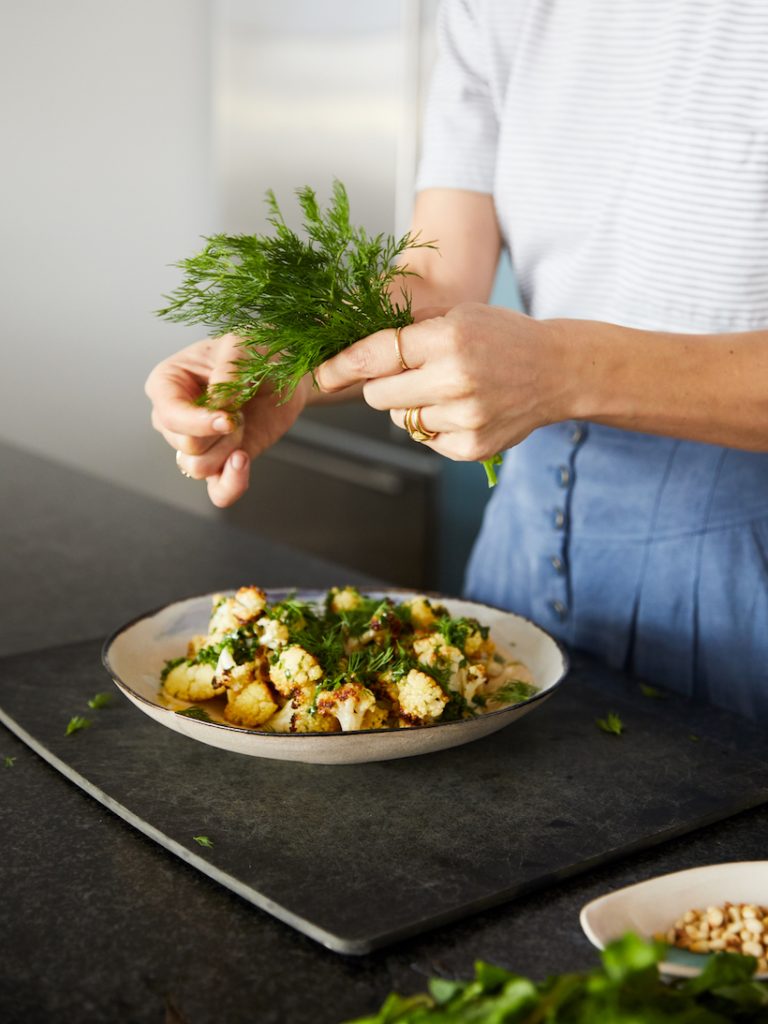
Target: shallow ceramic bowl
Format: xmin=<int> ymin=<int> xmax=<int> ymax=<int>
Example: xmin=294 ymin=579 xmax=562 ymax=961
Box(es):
xmin=102 ymin=589 xmax=568 ymax=765
xmin=580 ymin=862 xmax=768 ymax=978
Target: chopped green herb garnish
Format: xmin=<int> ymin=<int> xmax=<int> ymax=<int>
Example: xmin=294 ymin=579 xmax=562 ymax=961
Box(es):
xmin=175 ymin=706 xmax=213 ymax=722
xmin=193 ymin=835 xmax=214 ymax=848
xmin=160 ymin=656 xmax=186 ymax=682
xmin=4 ymin=756 xmax=16 ymax=768
xmin=87 ymin=692 xmax=114 ymax=709
xmin=639 ymin=683 xmax=665 ymax=699
xmin=596 ymin=711 xmax=624 ymax=736
xmin=494 ymin=679 xmax=538 ymax=705
xmin=65 ymin=716 xmax=92 ymax=736
xmin=689 ymin=733 xmax=701 ymax=742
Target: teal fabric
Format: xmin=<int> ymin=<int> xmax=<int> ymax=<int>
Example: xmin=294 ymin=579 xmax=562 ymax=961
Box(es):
xmin=464 ymin=422 xmax=768 ymax=718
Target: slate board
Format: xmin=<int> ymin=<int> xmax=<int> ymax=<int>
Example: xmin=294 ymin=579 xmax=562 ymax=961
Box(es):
xmin=2 ymin=638 xmax=768 ymax=955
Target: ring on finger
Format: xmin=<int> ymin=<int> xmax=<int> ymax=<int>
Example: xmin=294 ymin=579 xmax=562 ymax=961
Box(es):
xmin=404 ymin=407 xmax=438 ymax=443
xmin=175 ymin=449 xmax=194 ymax=479
xmin=394 ymin=326 xmax=411 ymax=372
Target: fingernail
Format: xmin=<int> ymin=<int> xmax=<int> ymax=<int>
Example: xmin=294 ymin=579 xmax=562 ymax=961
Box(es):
xmin=211 ymin=415 xmax=233 ymax=433
xmin=230 ymin=451 xmax=247 ymax=471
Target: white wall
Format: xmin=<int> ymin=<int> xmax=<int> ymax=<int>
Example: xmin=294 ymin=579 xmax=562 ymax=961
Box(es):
xmin=1 ymin=0 xmax=218 ymax=517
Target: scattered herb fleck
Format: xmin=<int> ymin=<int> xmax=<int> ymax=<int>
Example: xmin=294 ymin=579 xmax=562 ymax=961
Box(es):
xmin=4 ymin=756 xmax=16 ymax=768
xmin=175 ymin=706 xmax=214 ymax=722
xmin=87 ymin=692 xmax=114 ymax=709
xmin=596 ymin=711 xmax=624 ymax=736
xmin=689 ymin=733 xmax=701 ymax=742
xmin=193 ymin=835 xmax=214 ymax=848
xmin=65 ymin=716 xmax=92 ymax=736
xmin=639 ymin=683 xmax=665 ymax=699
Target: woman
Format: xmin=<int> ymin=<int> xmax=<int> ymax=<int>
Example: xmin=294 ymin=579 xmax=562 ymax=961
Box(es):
xmin=147 ymin=0 xmax=768 ymax=717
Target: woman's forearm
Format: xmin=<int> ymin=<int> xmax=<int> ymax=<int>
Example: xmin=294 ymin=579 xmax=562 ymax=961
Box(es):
xmin=561 ymin=319 xmax=768 ymax=450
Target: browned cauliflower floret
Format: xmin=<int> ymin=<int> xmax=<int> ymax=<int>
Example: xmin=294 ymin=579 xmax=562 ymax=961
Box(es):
xmin=397 ymin=669 xmax=448 ymax=725
xmin=186 ymin=634 xmax=207 ymax=658
xmin=361 ymin=701 xmax=390 ymax=730
xmin=269 ymin=645 xmax=323 ymax=699
xmin=315 ymin=681 xmax=376 ymax=732
xmin=329 ymin=586 xmax=363 ymax=613
xmin=232 ymin=585 xmax=267 ymax=623
xmin=163 ymin=661 xmax=225 ymax=702
xmin=262 ymin=696 xmax=340 ymax=733
xmin=207 ymin=596 xmax=242 ymax=639
xmin=403 ymin=596 xmax=439 ymax=631
xmin=222 ymin=663 xmax=278 ymax=727
xmin=462 ymin=626 xmax=495 ymax=661
xmin=257 ymin=616 xmax=290 ymax=650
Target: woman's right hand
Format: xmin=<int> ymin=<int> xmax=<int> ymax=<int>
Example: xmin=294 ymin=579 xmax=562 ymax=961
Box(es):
xmin=145 ymin=333 xmax=310 ymax=508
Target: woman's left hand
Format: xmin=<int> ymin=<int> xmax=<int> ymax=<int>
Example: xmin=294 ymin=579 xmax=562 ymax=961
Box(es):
xmin=315 ymin=303 xmax=575 ymax=462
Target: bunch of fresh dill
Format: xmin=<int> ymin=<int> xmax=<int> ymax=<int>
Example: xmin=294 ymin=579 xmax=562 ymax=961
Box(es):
xmin=157 ymin=181 xmax=502 ymax=485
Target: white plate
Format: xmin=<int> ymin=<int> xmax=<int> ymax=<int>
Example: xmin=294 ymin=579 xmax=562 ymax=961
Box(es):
xmin=102 ymin=589 xmax=568 ymax=765
xmin=580 ymin=862 xmax=768 ymax=978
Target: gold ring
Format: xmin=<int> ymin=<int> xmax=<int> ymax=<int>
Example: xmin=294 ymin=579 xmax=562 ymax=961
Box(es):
xmin=175 ymin=450 xmax=194 ymax=479
xmin=404 ymin=407 xmax=438 ymax=443
xmin=394 ymin=326 xmax=411 ymax=372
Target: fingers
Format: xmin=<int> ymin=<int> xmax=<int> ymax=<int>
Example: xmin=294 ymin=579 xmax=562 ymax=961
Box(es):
xmin=175 ymin=446 xmax=251 ymax=508
xmin=206 ymin=450 xmax=251 ymax=508
xmin=174 ymin=435 xmax=241 ymax=479
xmin=315 ymin=324 xmax=426 ymax=393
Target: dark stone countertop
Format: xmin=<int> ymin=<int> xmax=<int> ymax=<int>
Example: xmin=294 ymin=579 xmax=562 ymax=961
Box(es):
xmin=2 ymin=440 xmax=767 ymax=1024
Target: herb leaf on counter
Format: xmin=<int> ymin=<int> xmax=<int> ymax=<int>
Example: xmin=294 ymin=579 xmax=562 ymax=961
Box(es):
xmin=596 ymin=710 xmax=624 ymax=736
xmin=65 ymin=716 xmax=92 ymax=736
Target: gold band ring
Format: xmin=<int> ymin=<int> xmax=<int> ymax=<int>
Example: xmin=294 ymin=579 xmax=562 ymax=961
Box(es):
xmin=394 ymin=326 xmax=411 ymax=372
xmin=175 ymin=450 xmax=194 ymax=479
xmin=404 ymin=407 xmax=438 ymax=443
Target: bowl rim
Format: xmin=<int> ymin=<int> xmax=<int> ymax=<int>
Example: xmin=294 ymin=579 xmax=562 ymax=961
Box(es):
xmin=101 ymin=586 xmax=570 ymax=742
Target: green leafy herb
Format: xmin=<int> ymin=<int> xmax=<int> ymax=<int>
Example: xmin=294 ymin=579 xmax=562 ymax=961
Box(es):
xmin=65 ymin=716 xmax=92 ymax=736
xmin=160 ymin=656 xmax=186 ymax=682
xmin=4 ymin=756 xmax=16 ymax=768
xmin=639 ymin=683 xmax=666 ymax=699
xmin=494 ymin=679 xmax=538 ymax=705
xmin=157 ymin=181 xmax=501 ymax=486
xmin=175 ymin=706 xmax=213 ymax=722
xmin=87 ymin=692 xmax=114 ymax=709
xmin=596 ymin=710 xmax=624 ymax=736
xmin=193 ymin=835 xmax=214 ymax=848
xmin=343 ymin=933 xmax=768 ymax=1023
xmin=689 ymin=733 xmax=701 ymax=742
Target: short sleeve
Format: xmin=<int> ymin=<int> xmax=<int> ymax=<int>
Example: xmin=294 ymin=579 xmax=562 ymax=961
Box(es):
xmin=415 ymin=0 xmax=498 ymax=194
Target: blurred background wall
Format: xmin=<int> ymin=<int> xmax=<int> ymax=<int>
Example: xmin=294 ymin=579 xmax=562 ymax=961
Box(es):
xmin=1 ymin=0 xmax=518 ymax=591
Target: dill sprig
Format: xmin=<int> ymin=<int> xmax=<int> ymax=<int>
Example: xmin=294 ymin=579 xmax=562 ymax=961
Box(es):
xmin=158 ymin=181 xmax=424 ymax=406
xmin=157 ymin=180 xmax=502 ymax=485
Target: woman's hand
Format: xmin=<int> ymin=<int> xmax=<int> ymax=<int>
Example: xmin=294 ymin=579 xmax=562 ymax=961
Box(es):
xmin=315 ymin=304 xmax=574 ymax=463
xmin=145 ymin=333 xmax=310 ymax=507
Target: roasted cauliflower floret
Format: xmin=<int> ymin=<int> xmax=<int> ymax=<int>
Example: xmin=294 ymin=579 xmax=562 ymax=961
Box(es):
xmin=163 ymin=660 xmax=225 ymax=702
xmin=462 ymin=625 xmax=495 ymax=661
xmin=222 ymin=663 xmax=278 ymax=727
xmin=257 ymin=616 xmax=290 ymax=650
xmin=460 ymin=663 xmax=488 ymax=706
xmin=403 ymin=596 xmax=439 ymax=631
xmin=397 ymin=669 xmax=448 ymax=725
xmin=269 ymin=644 xmax=323 ymax=699
xmin=207 ymin=596 xmax=242 ymax=639
xmin=232 ymin=585 xmax=267 ymax=623
xmin=263 ymin=696 xmax=340 ymax=734
xmin=329 ymin=586 xmax=363 ymax=613
xmin=186 ymin=634 xmax=207 ymax=658
xmin=315 ymin=681 xmax=376 ymax=732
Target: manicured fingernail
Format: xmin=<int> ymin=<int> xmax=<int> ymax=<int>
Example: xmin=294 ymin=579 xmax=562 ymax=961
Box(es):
xmin=211 ymin=415 xmax=232 ymax=433
xmin=230 ymin=451 xmax=247 ymax=471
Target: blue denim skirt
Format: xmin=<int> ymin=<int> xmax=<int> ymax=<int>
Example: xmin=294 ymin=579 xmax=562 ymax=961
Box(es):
xmin=464 ymin=422 xmax=768 ymax=719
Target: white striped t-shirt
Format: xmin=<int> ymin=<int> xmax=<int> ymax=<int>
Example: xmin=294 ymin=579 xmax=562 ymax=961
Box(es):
xmin=416 ymin=0 xmax=768 ymax=335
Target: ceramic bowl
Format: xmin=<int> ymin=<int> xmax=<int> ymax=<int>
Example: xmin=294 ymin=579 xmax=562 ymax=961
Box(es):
xmin=580 ymin=862 xmax=768 ymax=978
xmin=102 ymin=588 xmax=568 ymax=765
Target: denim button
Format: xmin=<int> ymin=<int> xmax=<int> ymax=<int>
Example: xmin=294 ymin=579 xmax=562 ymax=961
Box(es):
xmin=551 ymin=554 xmax=565 ymax=574
xmin=553 ymin=508 xmax=565 ymax=529
xmin=558 ymin=465 xmax=570 ymax=487
xmin=549 ymin=599 xmax=568 ymax=620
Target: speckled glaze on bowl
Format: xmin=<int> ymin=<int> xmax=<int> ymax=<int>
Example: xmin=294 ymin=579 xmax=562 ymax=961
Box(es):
xmin=102 ymin=589 xmax=569 ymax=764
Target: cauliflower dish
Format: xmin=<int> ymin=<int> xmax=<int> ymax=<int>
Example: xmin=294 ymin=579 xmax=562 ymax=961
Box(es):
xmin=160 ymin=586 xmax=538 ymax=733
